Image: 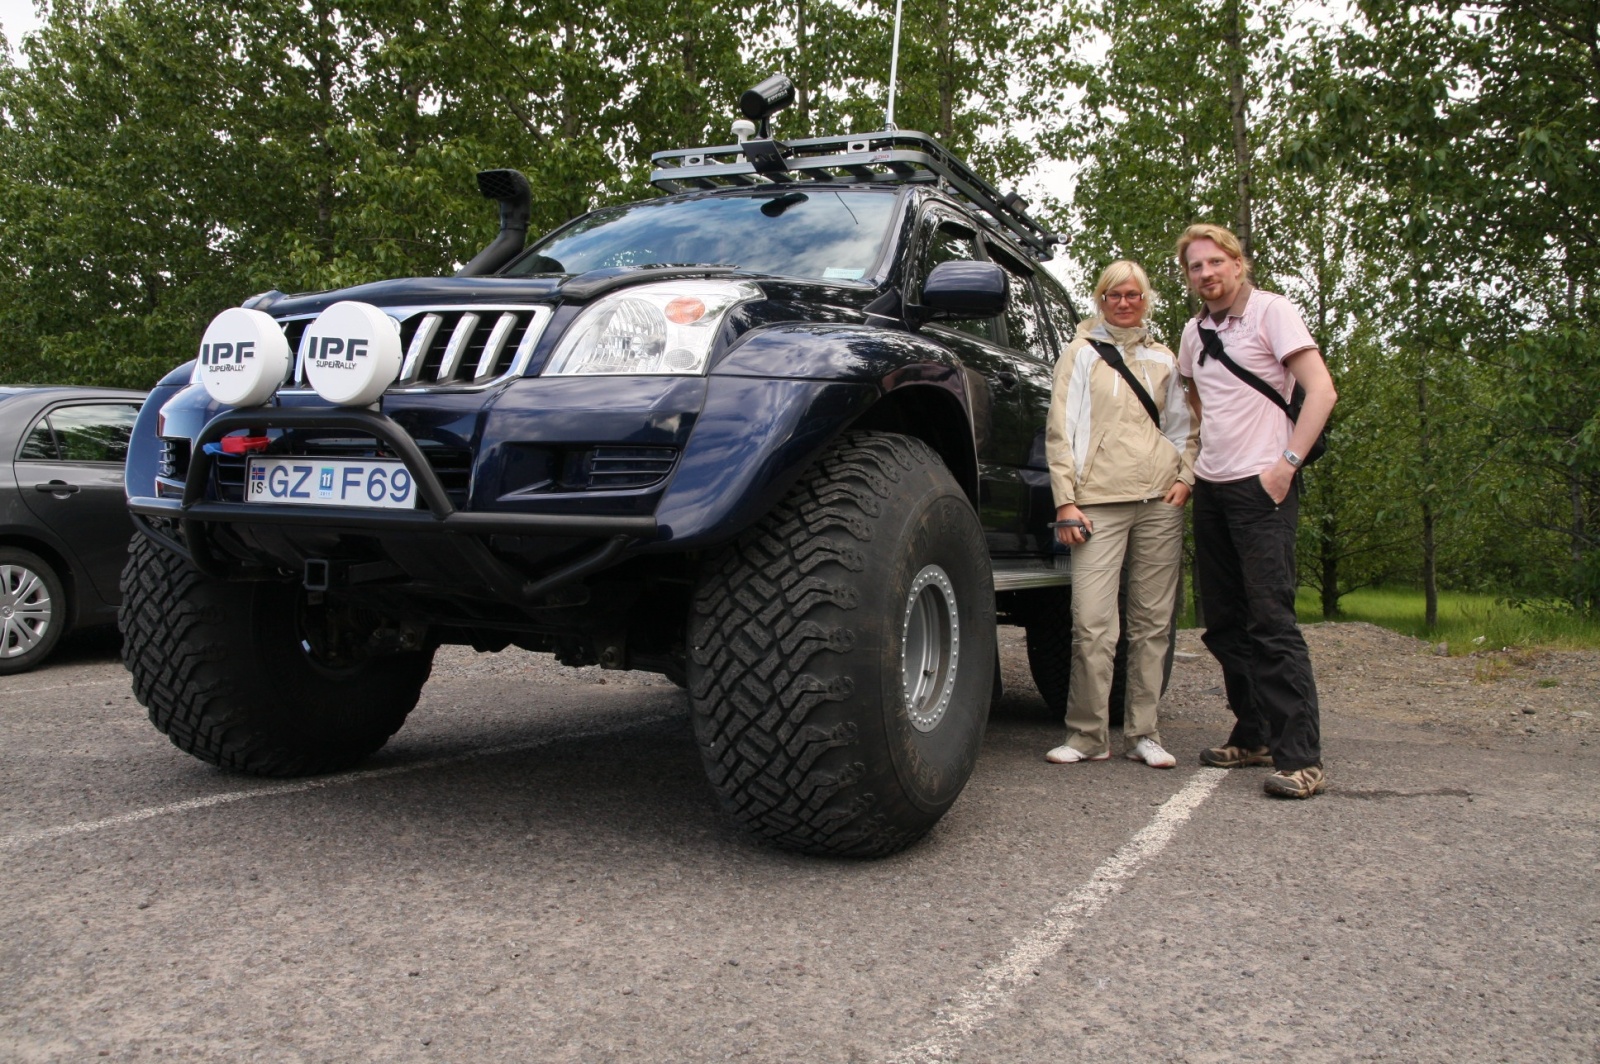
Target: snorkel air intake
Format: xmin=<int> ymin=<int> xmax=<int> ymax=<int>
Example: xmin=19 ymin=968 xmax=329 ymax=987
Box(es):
xmin=456 ymin=169 xmax=532 ymax=277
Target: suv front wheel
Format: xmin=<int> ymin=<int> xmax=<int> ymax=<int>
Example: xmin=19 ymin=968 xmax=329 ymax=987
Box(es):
xmin=688 ymin=432 xmax=995 ymax=857
xmin=120 ymin=535 xmax=434 ymax=776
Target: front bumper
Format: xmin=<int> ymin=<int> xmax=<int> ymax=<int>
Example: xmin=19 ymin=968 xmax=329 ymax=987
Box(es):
xmin=128 ymin=407 xmax=659 ymax=603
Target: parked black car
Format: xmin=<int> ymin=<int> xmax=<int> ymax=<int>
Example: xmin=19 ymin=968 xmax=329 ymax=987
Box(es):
xmin=119 ymin=86 xmax=1168 ymax=856
xmin=1 ymin=386 xmax=145 ymax=673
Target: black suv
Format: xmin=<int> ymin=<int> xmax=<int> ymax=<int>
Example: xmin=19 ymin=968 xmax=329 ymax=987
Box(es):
xmin=121 ymin=111 xmax=1104 ymax=856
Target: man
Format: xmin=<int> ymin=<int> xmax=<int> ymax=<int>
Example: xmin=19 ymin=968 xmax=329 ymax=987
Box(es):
xmin=1176 ymin=223 xmax=1337 ymax=799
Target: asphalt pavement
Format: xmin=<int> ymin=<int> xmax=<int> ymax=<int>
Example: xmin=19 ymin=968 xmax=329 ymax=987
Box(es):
xmin=2 ymin=626 xmax=1596 ymax=1063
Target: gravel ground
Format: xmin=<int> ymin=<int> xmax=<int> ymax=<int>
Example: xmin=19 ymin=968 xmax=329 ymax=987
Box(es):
xmin=996 ymin=620 xmax=1600 ymax=751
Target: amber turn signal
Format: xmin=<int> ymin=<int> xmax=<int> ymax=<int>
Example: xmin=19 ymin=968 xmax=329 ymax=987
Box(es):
xmin=664 ymin=297 xmax=707 ymax=324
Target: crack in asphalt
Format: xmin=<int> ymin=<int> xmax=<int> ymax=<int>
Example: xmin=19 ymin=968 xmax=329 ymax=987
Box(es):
xmin=1330 ymin=787 xmax=1474 ymax=801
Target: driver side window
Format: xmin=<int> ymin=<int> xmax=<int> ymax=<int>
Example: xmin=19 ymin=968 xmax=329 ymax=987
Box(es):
xmin=920 ymin=221 xmax=997 ymax=342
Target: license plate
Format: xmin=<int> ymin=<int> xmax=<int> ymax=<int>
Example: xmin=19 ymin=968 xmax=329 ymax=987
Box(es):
xmin=245 ymin=457 xmax=418 ymax=510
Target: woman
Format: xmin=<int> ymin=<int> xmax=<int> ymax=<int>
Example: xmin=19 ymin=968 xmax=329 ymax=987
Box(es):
xmin=1044 ymin=260 xmax=1198 ymax=768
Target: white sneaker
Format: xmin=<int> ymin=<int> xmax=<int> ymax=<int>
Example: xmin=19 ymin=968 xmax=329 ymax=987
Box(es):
xmin=1126 ymin=737 xmax=1177 ymax=768
xmin=1046 ymin=744 xmax=1110 ymax=764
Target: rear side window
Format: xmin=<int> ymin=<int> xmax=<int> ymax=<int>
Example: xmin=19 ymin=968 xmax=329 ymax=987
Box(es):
xmin=1036 ymin=277 xmax=1081 ymax=357
xmin=19 ymin=420 xmax=57 ymax=460
xmin=990 ymin=248 xmax=1051 ymax=362
xmin=42 ymin=404 xmax=141 ymax=463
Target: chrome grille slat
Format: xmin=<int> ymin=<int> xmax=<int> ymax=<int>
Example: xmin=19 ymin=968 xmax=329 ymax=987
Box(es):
xmin=475 ymin=313 xmax=520 ymax=380
xmin=292 ymin=322 xmax=313 ymax=385
xmin=510 ymin=312 xmax=545 ymax=369
xmin=437 ymin=313 xmax=481 ymax=381
xmin=402 ymin=314 xmax=444 ymax=382
xmin=274 ymin=305 xmax=552 ymax=393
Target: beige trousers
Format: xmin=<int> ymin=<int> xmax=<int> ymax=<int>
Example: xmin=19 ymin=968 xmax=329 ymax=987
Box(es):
xmin=1062 ymin=499 xmax=1185 ymax=756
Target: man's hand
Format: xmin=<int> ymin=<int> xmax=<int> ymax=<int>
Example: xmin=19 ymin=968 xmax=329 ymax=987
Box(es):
xmin=1259 ymin=459 xmax=1295 ymax=505
xmin=1055 ymin=504 xmax=1092 ymax=546
xmin=1163 ymin=481 xmax=1191 ymax=507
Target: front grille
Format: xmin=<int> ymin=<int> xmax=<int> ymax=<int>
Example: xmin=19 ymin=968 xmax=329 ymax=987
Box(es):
xmin=279 ymin=305 xmax=552 ymax=391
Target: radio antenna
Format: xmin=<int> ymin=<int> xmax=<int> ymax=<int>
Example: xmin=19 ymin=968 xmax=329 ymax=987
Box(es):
xmin=885 ymin=0 xmax=904 ymax=130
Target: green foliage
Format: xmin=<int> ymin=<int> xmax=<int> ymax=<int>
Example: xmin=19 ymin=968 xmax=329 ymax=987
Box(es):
xmin=0 ymin=0 xmax=761 ymax=388
xmin=1034 ymin=0 xmax=1271 ymax=337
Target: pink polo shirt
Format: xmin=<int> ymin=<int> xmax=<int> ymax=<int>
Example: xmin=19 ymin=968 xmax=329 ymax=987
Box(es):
xmin=1178 ymin=286 xmax=1318 ymax=482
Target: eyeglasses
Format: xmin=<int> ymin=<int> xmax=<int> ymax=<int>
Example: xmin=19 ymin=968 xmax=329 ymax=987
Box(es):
xmin=1101 ymin=291 xmax=1144 ymax=303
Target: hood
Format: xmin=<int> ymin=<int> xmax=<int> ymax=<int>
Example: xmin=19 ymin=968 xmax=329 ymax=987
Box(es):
xmin=255 ymin=276 xmax=567 ymax=319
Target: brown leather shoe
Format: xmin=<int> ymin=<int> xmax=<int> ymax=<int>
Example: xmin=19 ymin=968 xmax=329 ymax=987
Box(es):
xmin=1198 ymin=744 xmax=1272 ymax=768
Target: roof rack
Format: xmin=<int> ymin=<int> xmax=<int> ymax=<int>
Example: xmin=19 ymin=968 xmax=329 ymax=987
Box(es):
xmin=649 ymin=130 xmax=1061 ymax=262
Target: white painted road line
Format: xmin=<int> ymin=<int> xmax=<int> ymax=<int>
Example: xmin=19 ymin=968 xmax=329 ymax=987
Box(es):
xmin=889 ymin=767 xmax=1228 ymax=1064
xmin=0 ymin=711 xmax=680 ymax=853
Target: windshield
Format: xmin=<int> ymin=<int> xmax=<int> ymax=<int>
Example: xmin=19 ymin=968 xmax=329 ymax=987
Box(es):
xmin=502 ymin=189 xmax=899 ymax=282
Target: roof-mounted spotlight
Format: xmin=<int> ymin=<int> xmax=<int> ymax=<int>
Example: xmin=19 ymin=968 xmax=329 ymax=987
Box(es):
xmin=740 ymin=74 xmax=795 ymax=138
xmin=738 ymin=73 xmax=797 ymax=178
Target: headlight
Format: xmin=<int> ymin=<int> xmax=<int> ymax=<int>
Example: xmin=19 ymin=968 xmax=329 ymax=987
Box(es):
xmin=543 ymin=280 xmax=762 ymax=376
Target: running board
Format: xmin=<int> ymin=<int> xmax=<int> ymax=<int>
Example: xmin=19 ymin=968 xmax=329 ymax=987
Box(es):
xmin=992 ymin=558 xmax=1070 ymax=592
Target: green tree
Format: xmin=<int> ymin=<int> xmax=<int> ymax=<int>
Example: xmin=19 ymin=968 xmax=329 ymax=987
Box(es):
xmin=1311 ymin=0 xmax=1600 ymax=613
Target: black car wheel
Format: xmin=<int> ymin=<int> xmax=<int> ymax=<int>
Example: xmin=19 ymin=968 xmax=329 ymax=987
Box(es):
xmin=120 ymin=534 xmax=434 ymax=776
xmin=0 ymin=548 xmax=66 ymax=675
xmin=688 ymin=431 xmax=996 ymax=857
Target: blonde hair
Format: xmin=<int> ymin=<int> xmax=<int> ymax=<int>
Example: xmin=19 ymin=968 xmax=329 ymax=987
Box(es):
xmin=1175 ymin=223 xmax=1254 ymax=280
xmin=1091 ymin=260 xmax=1156 ymax=320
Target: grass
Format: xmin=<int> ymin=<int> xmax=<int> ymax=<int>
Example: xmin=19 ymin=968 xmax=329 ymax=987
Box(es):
xmin=1291 ymin=587 xmax=1600 ymax=653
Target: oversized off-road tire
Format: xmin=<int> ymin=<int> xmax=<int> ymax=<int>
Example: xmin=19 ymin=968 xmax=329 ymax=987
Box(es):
xmin=688 ymin=432 xmax=996 ymax=858
xmin=0 ymin=547 xmax=67 ymax=675
xmin=119 ymin=534 xmax=433 ymax=776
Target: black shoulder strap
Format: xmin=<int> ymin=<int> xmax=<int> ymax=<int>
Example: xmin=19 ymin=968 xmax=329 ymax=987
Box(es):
xmin=1196 ymin=326 xmax=1295 ymax=420
xmin=1087 ymin=339 xmax=1161 ymax=428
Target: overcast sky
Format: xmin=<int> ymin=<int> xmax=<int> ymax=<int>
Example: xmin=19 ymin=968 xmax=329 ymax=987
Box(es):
xmin=1 ymin=0 xmax=41 ymax=53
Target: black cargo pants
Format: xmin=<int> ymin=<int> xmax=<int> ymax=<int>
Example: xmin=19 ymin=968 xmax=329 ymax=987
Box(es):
xmin=1193 ymin=475 xmax=1322 ymax=771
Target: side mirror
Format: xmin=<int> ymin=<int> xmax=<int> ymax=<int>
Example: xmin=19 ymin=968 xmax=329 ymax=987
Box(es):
xmin=920 ymin=260 xmax=1008 ymax=321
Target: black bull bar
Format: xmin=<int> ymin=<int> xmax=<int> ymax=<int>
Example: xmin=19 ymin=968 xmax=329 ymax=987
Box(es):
xmin=127 ymin=408 xmax=660 ymax=601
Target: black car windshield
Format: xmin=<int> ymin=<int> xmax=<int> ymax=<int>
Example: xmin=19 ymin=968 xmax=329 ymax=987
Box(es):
xmin=502 ymin=189 xmax=899 ymax=282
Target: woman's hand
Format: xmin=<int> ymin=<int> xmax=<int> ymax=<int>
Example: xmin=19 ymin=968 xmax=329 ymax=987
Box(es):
xmin=1163 ymin=481 xmax=1191 ymax=507
xmin=1055 ymin=504 xmax=1092 ymax=546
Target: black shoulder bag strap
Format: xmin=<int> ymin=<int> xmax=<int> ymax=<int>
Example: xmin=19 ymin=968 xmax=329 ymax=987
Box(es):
xmin=1196 ymin=325 xmax=1327 ymax=463
xmin=1087 ymin=340 xmax=1161 ymax=429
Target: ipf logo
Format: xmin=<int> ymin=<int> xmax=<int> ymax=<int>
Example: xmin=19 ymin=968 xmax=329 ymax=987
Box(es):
xmin=310 ymin=337 xmax=371 ymax=361
xmin=199 ymin=340 xmax=256 ymax=365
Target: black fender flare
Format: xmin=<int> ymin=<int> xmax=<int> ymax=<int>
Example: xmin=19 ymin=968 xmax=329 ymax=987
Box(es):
xmin=647 ymin=323 xmax=979 ymax=552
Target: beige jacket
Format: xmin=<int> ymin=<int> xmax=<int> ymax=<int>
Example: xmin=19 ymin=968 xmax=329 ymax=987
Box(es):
xmin=1047 ymin=317 xmax=1199 ymax=507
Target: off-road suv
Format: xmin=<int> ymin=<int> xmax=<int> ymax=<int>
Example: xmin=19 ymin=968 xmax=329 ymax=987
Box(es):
xmin=120 ymin=93 xmax=1124 ymax=857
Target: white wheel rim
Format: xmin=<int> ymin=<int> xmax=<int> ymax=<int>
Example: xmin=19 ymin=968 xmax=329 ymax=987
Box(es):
xmin=901 ymin=564 xmax=959 ymax=733
xmin=0 ymin=563 xmax=53 ymax=658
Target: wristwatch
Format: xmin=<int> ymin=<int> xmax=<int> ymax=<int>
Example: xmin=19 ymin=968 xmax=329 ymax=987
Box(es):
xmin=1282 ymin=448 xmax=1304 ymax=469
